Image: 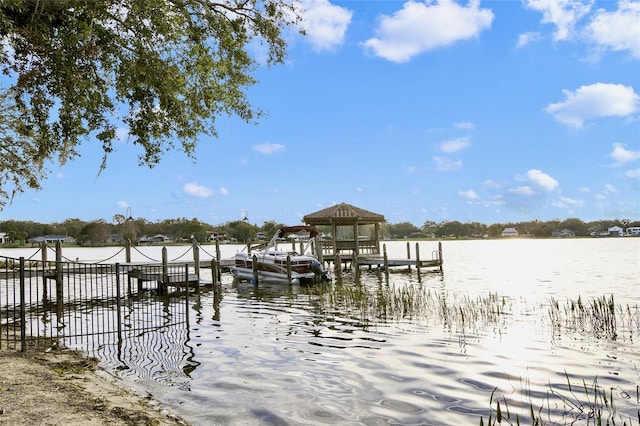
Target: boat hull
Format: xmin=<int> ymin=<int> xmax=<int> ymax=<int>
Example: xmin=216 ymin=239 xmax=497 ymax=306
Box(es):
xmin=231 ymin=251 xmax=328 ymax=284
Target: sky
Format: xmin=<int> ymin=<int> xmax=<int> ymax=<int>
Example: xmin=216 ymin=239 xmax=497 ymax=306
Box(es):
xmin=2 ymin=0 xmax=639 ymax=227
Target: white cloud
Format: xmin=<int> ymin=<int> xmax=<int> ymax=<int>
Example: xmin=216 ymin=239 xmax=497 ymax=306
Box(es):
xmin=219 ymin=187 xmax=229 ymax=196
xmin=439 ymin=136 xmax=470 ymax=153
xmin=454 ymin=121 xmax=475 ymax=130
xmin=516 ymin=31 xmax=543 ymax=48
xmin=362 ymin=0 xmax=494 ymax=63
xmin=253 ymin=143 xmax=285 ymax=154
xmin=116 ymin=201 xmax=130 ymax=208
xmin=586 ymin=0 xmax=640 ymax=59
xmin=611 ymin=142 xmax=640 ymax=164
xmin=553 ymin=196 xmax=584 ymax=208
xmin=545 ymin=83 xmax=640 ymax=128
xmin=523 ymin=169 xmax=559 ymax=192
xmin=625 ymin=169 xmax=640 ymax=180
xmin=183 ymin=182 xmax=213 ymax=198
xmin=509 ymin=186 xmax=536 ymax=196
xmin=301 ymin=0 xmax=353 ymax=51
xmin=433 ymin=156 xmax=463 ymax=171
xmin=604 ymin=183 xmax=618 ymax=193
xmin=524 ymin=0 xmax=592 ymax=41
xmin=459 ymin=189 xmax=479 ymax=199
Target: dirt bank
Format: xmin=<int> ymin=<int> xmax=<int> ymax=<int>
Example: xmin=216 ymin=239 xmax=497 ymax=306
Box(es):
xmin=0 ymin=346 xmax=188 ymax=426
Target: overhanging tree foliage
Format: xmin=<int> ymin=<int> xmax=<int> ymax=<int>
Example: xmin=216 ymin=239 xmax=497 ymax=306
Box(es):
xmin=0 ymin=0 xmax=302 ymax=207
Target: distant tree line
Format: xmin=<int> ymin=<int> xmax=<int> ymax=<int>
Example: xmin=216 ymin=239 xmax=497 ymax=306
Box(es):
xmin=0 ymin=217 xmax=637 ymax=246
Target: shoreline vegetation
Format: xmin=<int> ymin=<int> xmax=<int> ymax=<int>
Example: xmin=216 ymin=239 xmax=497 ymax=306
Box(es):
xmin=0 ymin=217 xmax=639 ymax=248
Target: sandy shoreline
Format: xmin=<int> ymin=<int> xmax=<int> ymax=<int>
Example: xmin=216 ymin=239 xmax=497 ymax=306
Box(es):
xmin=0 ymin=346 xmax=188 ymax=425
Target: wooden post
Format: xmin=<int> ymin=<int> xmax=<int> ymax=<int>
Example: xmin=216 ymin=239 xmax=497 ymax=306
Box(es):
xmin=160 ymin=247 xmax=168 ymax=295
xmin=286 ymin=255 xmax=292 ymax=284
xmin=354 ymin=250 xmax=360 ymax=281
xmin=252 ymin=254 xmax=258 ymax=284
xmin=41 ymin=241 xmax=47 ymax=262
xmin=316 ymin=240 xmax=324 ymax=264
xmin=215 ymin=238 xmax=221 ymax=263
xmin=335 ymin=254 xmax=342 ymax=284
xmin=383 ymin=244 xmax=389 ymax=283
xmin=247 ymin=242 xmax=252 ymax=254
xmin=299 ymin=242 xmax=304 ymax=255
xmin=193 ymin=241 xmax=200 ymax=294
xmin=211 ymin=259 xmax=220 ymax=285
xmin=406 ymin=241 xmax=411 ymax=259
xmin=125 ymin=239 xmax=132 ymax=295
xmin=415 ymin=242 xmax=421 ymax=273
xmin=438 ymin=241 xmax=443 ymax=273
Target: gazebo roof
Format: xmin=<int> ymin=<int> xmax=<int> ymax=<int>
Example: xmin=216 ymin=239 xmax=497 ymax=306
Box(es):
xmin=303 ymin=203 xmax=385 ymax=225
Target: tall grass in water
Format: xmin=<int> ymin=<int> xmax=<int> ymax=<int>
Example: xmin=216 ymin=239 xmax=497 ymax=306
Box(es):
xmin=549 ymin=295 xmax=640 ymax=341
xmin=306 ymin=282 xmax=512 ymax=334
xmin=481 ymin=372 xmax=640 ymax=425
xmin=482 ymin=295 xmax=640 ymax=426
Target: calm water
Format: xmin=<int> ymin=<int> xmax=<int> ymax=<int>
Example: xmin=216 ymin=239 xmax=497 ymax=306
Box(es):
xmin=2 ymin=238 xmax=640 ymax=425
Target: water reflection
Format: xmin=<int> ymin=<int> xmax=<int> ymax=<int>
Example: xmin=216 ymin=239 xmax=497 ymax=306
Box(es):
xmin=30 ymin=239 xmax=637 ymax=425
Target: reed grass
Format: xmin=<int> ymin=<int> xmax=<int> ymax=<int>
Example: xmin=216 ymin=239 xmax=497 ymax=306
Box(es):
xmin=306 ymin=282 xmax=512 ymax=333
xmin=549 ymin=295 xmax=640 ymax=341
xmin=481 ymin=372 xmax=640 ymax=425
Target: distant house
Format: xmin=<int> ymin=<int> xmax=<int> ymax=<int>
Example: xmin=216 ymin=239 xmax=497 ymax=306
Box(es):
xmin=0 ymin=232 xmax=8 ymax=244
xmin=626 ymin=227 xmax=640 ymax=236
xmin=608 ymin=226 xmax=624 ymax=237
xmin=501 ymin=227 xmax=518 ymax=237
xmin=27 ymin=235 xmax=77 ymax=244
xmin=553 ymin=228 xmax=575 ymax=238
xmin=139 ymin=234 xmax=173 ymax=244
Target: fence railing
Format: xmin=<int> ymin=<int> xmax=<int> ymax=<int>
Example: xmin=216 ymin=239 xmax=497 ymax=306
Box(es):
xmin=0 ymin=255 xmax=215 ymax=353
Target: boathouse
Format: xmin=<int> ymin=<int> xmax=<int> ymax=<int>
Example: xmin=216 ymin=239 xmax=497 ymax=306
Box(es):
xmin=303 ymin=203 xmax=385 ymax=259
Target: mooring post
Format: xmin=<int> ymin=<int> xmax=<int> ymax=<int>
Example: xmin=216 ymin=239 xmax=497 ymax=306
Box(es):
xmin=415 ymin=243 xmax=421 ymax=273
xmin=252 ymin=255 xmax=258 ymax=284
xmin=383 ymin=244 xmax=389 ymax=283
xmin=406 ymin=242 xmax=411 ymax=259
xmin=41 ymin=241 xmax=47 ymax=262
xmin=286 ymin=255 xmax=292 ymax=284
xmin=354 ymin=251 xmax=360 ymax=281
xmin=215 ymin=238 xmax=221 ymax=263
xmin=438 ymin=241 xmax=443 ymax=273
xmin=160 ymin=247 xmax=169 ymax=295
xmin=210 ymin=259 xmax=218 ymax=285
xmin=193 ymin=241 xmax=200 ymax=294
xmin=125 ymin=240 xmax=132 ymax=295
xmin=316 ymin=240 xmax=324 ymax=263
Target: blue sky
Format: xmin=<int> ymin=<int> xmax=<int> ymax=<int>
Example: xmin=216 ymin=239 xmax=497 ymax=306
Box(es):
xmin=2 ymin=0 xmax=639 ymax=227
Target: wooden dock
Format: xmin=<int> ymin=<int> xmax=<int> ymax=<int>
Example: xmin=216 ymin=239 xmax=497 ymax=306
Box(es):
xmin=319 ymin=241 xmax=443 ymax=273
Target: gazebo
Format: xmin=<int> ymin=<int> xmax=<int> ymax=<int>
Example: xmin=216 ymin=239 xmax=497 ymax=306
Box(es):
xmin=303 ymin=203 xmax=385 ymax=258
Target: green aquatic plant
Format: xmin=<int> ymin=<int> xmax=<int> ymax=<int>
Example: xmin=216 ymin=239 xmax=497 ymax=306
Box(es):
xmin=481 ymin=373 xmax=640 ymax=425
xmin=549 ymin=295 xmax=640 ymax=341
xmin=305 ymin=282 xmax=513 ymax=333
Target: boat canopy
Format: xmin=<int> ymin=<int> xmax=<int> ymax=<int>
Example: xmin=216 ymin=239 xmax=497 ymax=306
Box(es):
xmin=276 ymin=226 xmax=319 ymax=239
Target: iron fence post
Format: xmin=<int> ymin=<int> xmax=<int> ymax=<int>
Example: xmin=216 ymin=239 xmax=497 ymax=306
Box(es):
xmin=19 ymin=257 xmax=26 ymax=352
xmin=115 ymin=263 xmax=122 ymax=344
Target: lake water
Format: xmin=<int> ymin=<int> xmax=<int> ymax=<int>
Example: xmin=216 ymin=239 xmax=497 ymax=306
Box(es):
xmin=2 ymin=238 xmax=639 ymax=425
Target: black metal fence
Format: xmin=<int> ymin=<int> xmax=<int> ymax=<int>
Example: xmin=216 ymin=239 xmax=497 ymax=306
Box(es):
xmin=0 ymin=255 xmax=210 ymax=353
